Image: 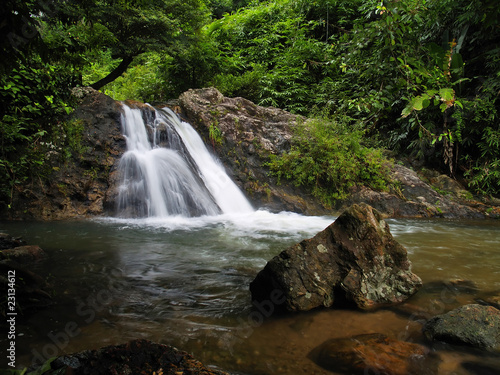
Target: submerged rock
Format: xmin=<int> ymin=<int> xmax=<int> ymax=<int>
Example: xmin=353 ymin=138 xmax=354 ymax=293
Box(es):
xmin=0 ymin=245 xmax=46 ymax=263
xmin=309 ymin=333 xmax=439 ymax=375
xmin=250 ymin=203 xmax=422 ymax=312
xmin=0 ymin=234 xmax=51 ymax=318
xmin=39 ymin=339 xmax=229 ymax=375
xmin=462 ymin=360 xmax=500 ymax=375
xmin=0 ymin=233 xmax=26 ymax=249
xmin=423 ymin=304 xmax=500 ymax=350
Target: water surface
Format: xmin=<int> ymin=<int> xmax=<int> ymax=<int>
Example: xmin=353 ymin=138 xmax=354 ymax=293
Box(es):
xmin=1 ymin=213 xmax=499 ymax=374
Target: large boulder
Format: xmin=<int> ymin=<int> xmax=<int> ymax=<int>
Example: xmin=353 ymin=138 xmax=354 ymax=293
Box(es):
xmin=250 ymin=203 xmax=422 ymax=311
xmin=309 ymin=333 xmax=438 ymax=375
xmin=423 ymin=304 xmax=500 ymax=349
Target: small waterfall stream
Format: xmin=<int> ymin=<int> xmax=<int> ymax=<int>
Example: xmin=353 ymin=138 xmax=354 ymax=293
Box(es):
xmin=116 ymin=103 xmax=253 ymax=218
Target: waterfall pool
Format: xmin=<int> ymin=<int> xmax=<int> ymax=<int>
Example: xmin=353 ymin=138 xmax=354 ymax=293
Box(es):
xmin=1 ymin=213 xmax=499 ymax=374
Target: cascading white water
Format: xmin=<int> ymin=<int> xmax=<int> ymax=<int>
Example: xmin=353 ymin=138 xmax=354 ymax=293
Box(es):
xmin=155 ymin=108 xmax=254 ymax=214
xmin=116 ymin=103 xmax=253 ymax=218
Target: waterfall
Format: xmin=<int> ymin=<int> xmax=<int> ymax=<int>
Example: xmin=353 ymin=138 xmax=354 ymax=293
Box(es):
xmin=116 ymin=103 xmax=253 ymax=218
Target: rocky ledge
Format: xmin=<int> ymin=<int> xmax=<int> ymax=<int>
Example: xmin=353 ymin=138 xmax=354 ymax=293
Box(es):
xmin=179 ymin=87 xmax=500 ymax=219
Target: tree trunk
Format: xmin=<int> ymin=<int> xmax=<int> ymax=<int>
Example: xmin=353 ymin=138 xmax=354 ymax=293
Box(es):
xmin=90 ymin=55 xmax=135 ymax=90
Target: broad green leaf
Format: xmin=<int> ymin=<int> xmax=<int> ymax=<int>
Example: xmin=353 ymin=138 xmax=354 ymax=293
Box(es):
xmin=451 ymin=53 xmax=463 ymax=71
xmin=439 ymin=88 xmax=454 ymax=101
xmin=412 ymin=96 xmax=425 ymax=111
xmin=401 ymin=104 xmax=412 ymax=118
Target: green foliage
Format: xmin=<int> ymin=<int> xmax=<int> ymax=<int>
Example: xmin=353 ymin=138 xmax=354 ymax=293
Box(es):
xmin=212 ymin=63 xmax=266 ymax=100
xmin=206 ymin=0 xmax=251 ymax=19
xmin=3 ymin=0 xmax=500 ymax=208
xmin=0 ymin=58 xmax=76 ymax=208
xmin=37 ymin=0 xmax=211 ymax=89
xmin=209 ymin=121 xmax=224 ymax=148
xmin=83 ymin=32 xmax=222 ymax=101
xmin=206 ymin=0 xmax=332 ymax=113
xmin=267 ymin=117 xmax=392 ymax=206
xmin=93 ymin=52 xmax=167 ymax=102
xmin=1 ymin=0 xmax=214 ymax=211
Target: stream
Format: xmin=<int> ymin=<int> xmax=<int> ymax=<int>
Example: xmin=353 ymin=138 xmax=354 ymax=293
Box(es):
xmin=1 ymin=213 xmax=500 ymax=374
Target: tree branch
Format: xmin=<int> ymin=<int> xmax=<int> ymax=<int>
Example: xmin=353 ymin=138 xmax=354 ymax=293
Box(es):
xmin=90 ymin=55 xmax=135 ymax=90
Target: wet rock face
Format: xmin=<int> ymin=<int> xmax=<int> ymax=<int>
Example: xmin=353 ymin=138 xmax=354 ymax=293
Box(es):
xmin=250 ymin=203 xmax=422 ymax=312
xmin=6 ymin=86 xmax=493 ymax=219
xmin=341 ymin=163 xmax=488 ymax=219
xmin=41 ymin=339 xmax=229 ymax=375
xmin=309 ymin=333 xmax=439 ymax=375
xmin=423 ymin=304 xmax=500 ymax=349
xmin=178 ymin=87 xmax=329 ymax=215
xmin=6 ymin=88 xmax=125 ymax=220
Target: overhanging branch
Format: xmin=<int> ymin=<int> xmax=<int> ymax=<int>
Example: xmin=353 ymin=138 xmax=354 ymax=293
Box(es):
xmin=90 ymin=55 xmax=135 ymax=90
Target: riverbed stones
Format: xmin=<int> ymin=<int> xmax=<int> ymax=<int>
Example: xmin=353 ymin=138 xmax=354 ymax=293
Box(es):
xmin=0 ymin=245 xmax=46 ymax=262
xmin=0 ymin=233 xmax=26 ymax=249
xmin=45 ymin=339 xmax=229 ymax=375
xmin=309 ymin=333 xmax=438 ymax=375
xmin=250 ymin=203 xmax=422 ymax=311
xmin=423 ymin=304 xmax=500 ymax=349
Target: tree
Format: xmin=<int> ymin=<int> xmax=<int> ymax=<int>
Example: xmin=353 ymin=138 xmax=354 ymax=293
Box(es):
xmin=40 ymin=0 xmax=210 ymax=89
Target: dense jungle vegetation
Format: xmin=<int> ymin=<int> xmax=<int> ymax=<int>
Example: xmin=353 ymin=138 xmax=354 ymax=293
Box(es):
xmin=1 ymin=0 xmax=499 ymax=209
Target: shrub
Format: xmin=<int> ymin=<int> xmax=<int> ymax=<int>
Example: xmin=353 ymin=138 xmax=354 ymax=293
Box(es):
xmin=267 ymin=117 xmax=392 ymax=207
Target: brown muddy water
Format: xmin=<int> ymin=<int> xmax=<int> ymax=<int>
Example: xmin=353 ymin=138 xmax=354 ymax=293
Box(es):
xmin=1 ymin=212 xmax=499 ymax=374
